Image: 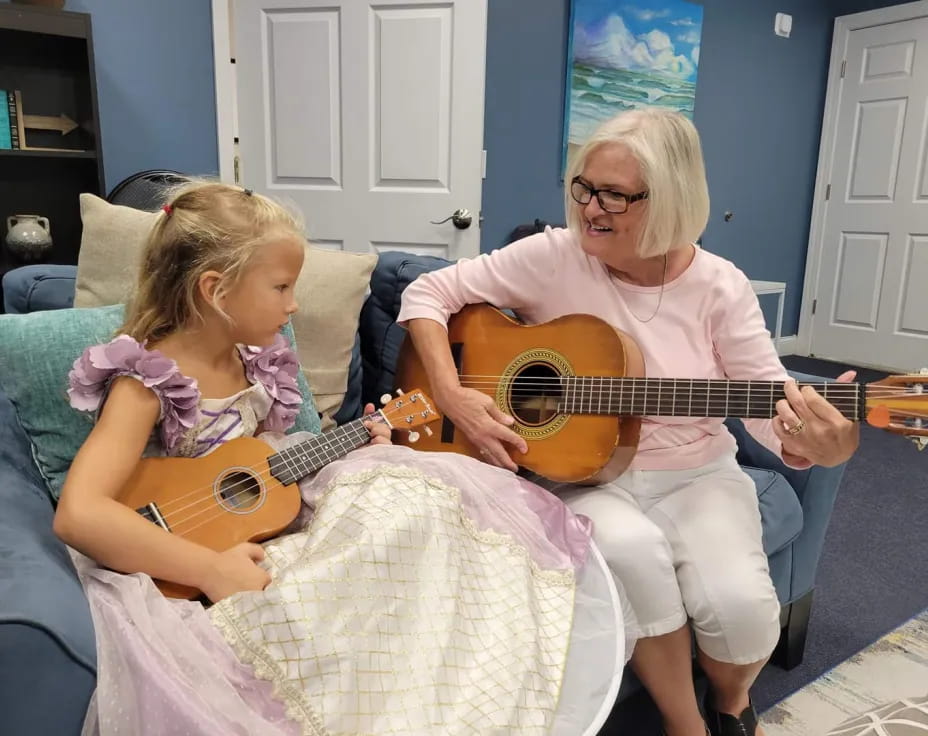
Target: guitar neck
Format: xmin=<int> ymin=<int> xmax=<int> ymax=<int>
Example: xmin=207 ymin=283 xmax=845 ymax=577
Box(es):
xmin=558 ymin=377 xmax=867 ymax=421
xmin=266 ymin=418 xmax=372 ymax=486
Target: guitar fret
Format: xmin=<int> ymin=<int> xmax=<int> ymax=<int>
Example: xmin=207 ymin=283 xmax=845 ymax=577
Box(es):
xmin=562 ymin=377 xmax=861 ymax=421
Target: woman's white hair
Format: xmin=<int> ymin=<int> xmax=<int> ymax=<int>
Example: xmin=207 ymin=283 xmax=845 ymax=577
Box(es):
xmin=564 ymin=107 xmax=710 ymax=258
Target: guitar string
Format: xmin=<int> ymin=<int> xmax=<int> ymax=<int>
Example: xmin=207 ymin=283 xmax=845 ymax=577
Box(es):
xmin=171 ymin=401 xmax=927 ymax=540
xmin=138 ymin=382 xmax=922 ymax=536
xmin=155 ymin=380 xmax=917 ymax=528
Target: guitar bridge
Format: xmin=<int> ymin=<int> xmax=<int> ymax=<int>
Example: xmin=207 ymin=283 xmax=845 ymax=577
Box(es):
xmin=137 ymin=502 xmax=171 ymax=532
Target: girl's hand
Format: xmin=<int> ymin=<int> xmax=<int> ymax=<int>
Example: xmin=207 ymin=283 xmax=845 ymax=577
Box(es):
xmin=362 ymin=403 xmax=393 ymax=446
xmin=200 ymin=542 xmax=271 ymax=603
xmin=772 ymin=371 xmax=860 ymax=467
xmin=436 ymin=385 xmax=527 ymax=472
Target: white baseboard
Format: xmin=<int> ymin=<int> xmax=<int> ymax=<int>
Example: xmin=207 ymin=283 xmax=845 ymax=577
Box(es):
xmin=776 ymin=335 xmax=799 ymax=357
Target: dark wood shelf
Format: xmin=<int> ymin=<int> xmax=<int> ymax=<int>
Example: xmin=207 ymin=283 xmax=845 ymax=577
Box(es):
xmin=0 ymin=148 xmax=96 ymax=159
xmin=0 ymin=3 xmax=104 ymax=313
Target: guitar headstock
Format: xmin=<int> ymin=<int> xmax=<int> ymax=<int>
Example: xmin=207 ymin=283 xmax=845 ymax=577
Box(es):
xmin=865 ymin=369 xmax=928 ymax=450
xmin=378 ymin=388 xmax=440 ymax=443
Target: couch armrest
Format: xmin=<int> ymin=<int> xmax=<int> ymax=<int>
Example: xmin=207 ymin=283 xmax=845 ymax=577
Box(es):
xmin=2 ymin=264 xmax=77 ymax=314
xmin=0 ymin=391 xmax=96 ymax=733
xmin=725 ymin=369 xmax=849 ymax=603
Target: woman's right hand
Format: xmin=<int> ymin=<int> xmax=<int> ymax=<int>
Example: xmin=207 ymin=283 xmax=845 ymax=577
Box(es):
xmin=438 ymin=386 xmax=528 ymax=472
xmin=200 ymin=542 xmax=271 ymax=603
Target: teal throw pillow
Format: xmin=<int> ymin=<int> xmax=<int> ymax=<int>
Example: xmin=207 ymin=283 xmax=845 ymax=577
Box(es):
xmin=0 ymin=304 xmax=321 ymax=500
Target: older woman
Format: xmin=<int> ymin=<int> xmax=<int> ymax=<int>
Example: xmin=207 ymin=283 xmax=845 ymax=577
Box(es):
xmin=397 ymin=108 xmax=858 ymax=736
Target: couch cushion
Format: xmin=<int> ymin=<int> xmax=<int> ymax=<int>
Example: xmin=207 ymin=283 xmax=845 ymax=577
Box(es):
xmin=2 ymin=264 xmax=77 ymax=314
xmin=0 ymin=387 xmax=97 ymax=676
xmin=0 ymin=304 xmax=320 ymax=499
xmin=73 ymin=193 xmax=374 ymax=428
xmin=743 ymin=466 xmax=803 ymax=556
xmin=359 ymin=251 xmax=452 ymax=405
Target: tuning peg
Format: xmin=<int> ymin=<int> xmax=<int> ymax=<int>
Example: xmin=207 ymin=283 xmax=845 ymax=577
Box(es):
xmin=423 ymin=426 xmax=434 ymax=437
xmin=396 ymin=388 xmax=405 ymax=396
xmin=407 ymin=431 xmax=420 ymax=443
xmin=380 ymin=394 xmax=392 ymax=406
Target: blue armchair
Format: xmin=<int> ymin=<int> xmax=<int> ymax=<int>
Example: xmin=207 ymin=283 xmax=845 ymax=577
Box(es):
xmin=0 ymin=254 xmax=847 ymax=733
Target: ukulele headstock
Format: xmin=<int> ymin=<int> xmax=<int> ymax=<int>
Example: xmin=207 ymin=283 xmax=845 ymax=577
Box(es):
xmin=379 ymin=388 xmax=440 ymax=443
xmin=865 ymin=369 xmax=928 ymax=450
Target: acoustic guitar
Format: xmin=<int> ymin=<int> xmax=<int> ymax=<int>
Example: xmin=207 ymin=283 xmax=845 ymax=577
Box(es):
xmin=394 ymin=304 xmax=928 ymax=484
xmin=118 ymin=389 xmax=439 ymax=599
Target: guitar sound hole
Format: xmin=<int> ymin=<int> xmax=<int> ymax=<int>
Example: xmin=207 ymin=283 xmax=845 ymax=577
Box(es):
xmin=217 ymin=471 xmax=262 ymax=511
xmin=509 ymin=363 xmax=563 ymax=426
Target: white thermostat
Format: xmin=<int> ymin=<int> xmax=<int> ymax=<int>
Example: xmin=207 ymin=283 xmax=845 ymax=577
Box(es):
xmin=775 ymin=12 xmax=792 ymax=38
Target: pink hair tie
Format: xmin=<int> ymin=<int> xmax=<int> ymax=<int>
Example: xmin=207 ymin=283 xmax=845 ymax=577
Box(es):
xmin=162 ymin=204 xmax=173 ymax=216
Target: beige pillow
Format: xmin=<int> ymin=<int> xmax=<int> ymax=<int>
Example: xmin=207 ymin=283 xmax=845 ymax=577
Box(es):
xmin=74 ymin=193 xmax=376 ymax=427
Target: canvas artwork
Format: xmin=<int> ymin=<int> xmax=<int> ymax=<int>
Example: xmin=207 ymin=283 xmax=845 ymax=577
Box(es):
xmin=563 ymin=0 xmax=704 ymax=168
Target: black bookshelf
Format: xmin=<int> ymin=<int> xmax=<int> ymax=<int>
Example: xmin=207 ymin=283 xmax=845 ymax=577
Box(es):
xmin=0 ymin=3 xmax=105 ymax=309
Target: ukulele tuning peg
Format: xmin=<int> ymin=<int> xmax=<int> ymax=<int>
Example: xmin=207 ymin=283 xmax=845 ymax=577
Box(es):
xmin=380 ymin=394 xmax=392 ymax=406
xmin=423 ymin=426 xmax=434 ymax=437
xmin=396 ymin=388 xmax=405 ymax=396
xmin=407 ymin=431 xmax=420 ymax=443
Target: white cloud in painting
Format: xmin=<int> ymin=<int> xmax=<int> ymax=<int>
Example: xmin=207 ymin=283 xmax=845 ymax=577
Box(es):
xmin=623 ymin=6 xmax=671 ymax=22
xmin=575 ymin=14 xmax=696 ymax=80
xmin=670 ymin=17 xmax=698 ymax=27
xmin=676 ymin=27 xmax=701 ymax=44
xmin=691 ymin=45 xmax=700 ymax=64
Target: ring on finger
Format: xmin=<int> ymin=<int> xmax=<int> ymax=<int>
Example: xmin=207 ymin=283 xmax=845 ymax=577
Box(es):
xmin=479 ymin=447 xmax=490 ymax=456
xmin=787 ymin=419 xmax=805 ymax=435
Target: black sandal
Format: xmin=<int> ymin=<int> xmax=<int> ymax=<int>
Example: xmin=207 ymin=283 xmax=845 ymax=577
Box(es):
xmin=704 ymin=694 xmax=758 ymax=736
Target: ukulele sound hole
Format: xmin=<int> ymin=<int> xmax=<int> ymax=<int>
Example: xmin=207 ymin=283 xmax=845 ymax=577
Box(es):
xmin=216 ymin=470 xmax=263 ymax=513
xmin=509 ymin=363 xmax=563 ymax=426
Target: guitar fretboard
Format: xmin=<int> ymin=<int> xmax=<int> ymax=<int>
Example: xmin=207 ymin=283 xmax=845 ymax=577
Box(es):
xmin=267 ymin=418 xmax=372 ymax=486
xmin=557 ymin=378 xmax=865 ymax=421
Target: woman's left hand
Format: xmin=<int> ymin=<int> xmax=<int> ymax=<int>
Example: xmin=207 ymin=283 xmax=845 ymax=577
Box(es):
xmin=363 ymin=403 xmax=393 ymax=446
xmin=772 ymin=370 xmax=860 ymax=467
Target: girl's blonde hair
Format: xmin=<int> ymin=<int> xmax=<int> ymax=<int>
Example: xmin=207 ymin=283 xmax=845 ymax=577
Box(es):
xmin=120 ymin=180 xmax=305 ymax=343
xmin=564 ymin=107 xmax=710 ymax=258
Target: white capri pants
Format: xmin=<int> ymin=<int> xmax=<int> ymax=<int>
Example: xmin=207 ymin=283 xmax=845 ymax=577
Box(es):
xmin=539 ymin=453 xmax=781 ymax=666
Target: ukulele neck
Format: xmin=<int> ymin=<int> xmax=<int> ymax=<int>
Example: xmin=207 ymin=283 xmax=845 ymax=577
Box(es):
xmin=266 ymin=417 xmax=376 ymax=486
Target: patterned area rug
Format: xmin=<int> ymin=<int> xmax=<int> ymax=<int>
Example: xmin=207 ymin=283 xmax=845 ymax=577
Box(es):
xmin=762 ymin=610 xmax=928 ymax=735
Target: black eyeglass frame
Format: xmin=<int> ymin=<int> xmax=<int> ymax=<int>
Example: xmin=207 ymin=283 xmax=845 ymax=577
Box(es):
xmin=570 ymin=176 xmax=649 ymax=214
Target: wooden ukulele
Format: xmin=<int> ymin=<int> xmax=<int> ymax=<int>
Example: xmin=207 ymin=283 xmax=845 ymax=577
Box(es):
xmin=394 ymin=305 xmax=928 ymax=484
xmin=118 ymin=389 xmax=439 ymax=599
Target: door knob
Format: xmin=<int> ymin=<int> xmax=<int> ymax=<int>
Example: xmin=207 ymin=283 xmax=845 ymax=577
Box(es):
xmin=430 ymin=208 xmax=472 ymax=230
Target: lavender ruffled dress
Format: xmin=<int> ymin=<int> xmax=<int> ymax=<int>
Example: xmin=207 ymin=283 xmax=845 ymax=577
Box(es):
xmin=65 ymin=335 xmax=611 ymax=736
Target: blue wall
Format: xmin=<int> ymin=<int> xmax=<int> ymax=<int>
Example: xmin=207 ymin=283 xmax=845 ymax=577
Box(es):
xmin=481 ymin=0 xmax=910 ymax=336
xmin=1 ymin=0 xmax=220 ymax=192
xmin=481 ymin=0 xmax=841 ymax=336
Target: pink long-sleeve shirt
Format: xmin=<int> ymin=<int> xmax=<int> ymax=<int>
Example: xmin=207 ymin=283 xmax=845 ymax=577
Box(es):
xmin=397 ymin=226 xmax=793 ymax=471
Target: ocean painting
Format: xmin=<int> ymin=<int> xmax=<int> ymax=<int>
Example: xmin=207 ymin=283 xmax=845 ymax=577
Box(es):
xmin=564 ymin=0 xmax=704 ymax=169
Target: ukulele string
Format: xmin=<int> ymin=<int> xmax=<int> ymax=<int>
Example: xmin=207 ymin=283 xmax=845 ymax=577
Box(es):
xmin=148 ymin=404 xmax=416 ymax=530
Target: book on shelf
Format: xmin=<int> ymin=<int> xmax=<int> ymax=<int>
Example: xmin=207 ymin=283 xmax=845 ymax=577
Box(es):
xmin=0 ymin=89 xmax=22 ymax=150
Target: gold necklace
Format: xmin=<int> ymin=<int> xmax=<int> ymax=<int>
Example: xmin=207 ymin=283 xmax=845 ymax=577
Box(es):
xmin=627 ymin=253 xmax=667 ymax=323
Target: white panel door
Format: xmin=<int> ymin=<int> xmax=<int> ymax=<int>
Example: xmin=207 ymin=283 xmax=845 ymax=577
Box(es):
xmin=234 ymin=0 xmax=486 ymax=259
xmin=811 ymin=16 xmax=928 ymax=371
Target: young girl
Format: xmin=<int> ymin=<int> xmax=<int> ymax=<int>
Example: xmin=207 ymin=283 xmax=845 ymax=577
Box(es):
xmin=54 ymin=182 xmax=391 ymax=603
xmin=54 ymin=181 xmax=616 ymax=736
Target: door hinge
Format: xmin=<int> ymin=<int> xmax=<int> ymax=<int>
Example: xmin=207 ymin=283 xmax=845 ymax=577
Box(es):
xmin=840 ymin=59 xmax=846 ymax=78
xmin=812 ymin=299 xmax=817 ymax=315
xmin=233 ymin=154 xmax=240 ymax=185
xmin=480 ymin=149 xmax=487 ymax=179
xmin=825 ymin=184 xmax=831 ymax=201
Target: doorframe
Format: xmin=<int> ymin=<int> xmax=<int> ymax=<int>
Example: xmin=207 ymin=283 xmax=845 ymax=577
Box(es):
xmin=796 ymin=0 xmax=928 ymax=357
xmin=212 ymin=0 xmax=235 ymax=183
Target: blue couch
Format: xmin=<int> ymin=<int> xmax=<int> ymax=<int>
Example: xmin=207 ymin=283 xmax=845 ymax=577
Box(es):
xmin=0 ymin=255 xmax=847 ymax=734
